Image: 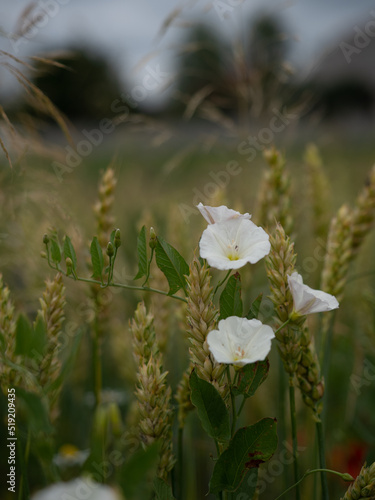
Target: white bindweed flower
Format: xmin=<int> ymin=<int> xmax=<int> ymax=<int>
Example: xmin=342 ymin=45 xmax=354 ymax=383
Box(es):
xmin=31 ymin=477 xmax=123 ymax=500
xmin=197 ymin=203 xmax=251 ymax=224
xmin=207 ymin=316 xmax=275 ymax=367
xmin=287 ymin=271 xmax=339 ymax=316
xmin=199 ymin=216 xmax=271 ymax=270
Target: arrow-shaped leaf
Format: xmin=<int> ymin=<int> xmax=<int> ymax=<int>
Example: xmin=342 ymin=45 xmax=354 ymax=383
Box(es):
xmin=209 ymin=418 xmax=278 ymax=493
xmin=233 ymin=359 xmax=269 ymax=399
xmin=155 ymin=236 xmax=189 ymax=295
xmin=134 ymin=225 xmax=148 ymax=280
xmin=219 ymin=273 xmax=243 ymax=320
xmin=90 ymin=236 xmax=104 ymax=279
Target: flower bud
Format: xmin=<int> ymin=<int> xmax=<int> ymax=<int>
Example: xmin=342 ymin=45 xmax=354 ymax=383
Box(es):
xmin=66 ymin=257 xmax=73 ymax=270
xmin=106 ymin=242 xmax=114 ymax=257
xmin=43 ymin=234 xmax=49 ymax=245
xmin=114 ymin=229 xmax=121 ymax=249
xmin=40 ymin=251 xmax=47 ymax=259
xmin=149 ymin=227 xmax=157 ymax=249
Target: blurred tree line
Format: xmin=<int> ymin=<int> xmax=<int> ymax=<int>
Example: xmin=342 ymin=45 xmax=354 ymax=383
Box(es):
xmin=7 ymin=13 xmax=375 ymax=125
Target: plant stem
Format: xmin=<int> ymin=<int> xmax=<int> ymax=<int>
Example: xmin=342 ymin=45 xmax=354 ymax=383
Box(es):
xmin=316 ymin=419 xmax=329 ymax=500
xmin=177 ymin=427 xmax=184 ymax=500
xmin=47 ymin=259 xmax=188 ymax=302
xmin=289 ymin=378 xmax=300 ymax=500
xmin=226 ymin=367 xmax=237 ymax=436
xmin=272 ymin=468 xmax=351 ymax=500
xmin=278 ymin=356 xmax=288 ymax=490
xmin=93 ymin=318 xmax=102 ymax=407
xmin=213 ymin=270 xmax=232 ymax=296
xmin=237 ymin=396 xmax=246 ymax=418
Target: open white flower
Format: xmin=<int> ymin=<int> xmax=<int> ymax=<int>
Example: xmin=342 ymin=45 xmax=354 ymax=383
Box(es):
xmin=207 ymin=316 xmax=275 ymax=367
xmin=199 ymin=217 xmax=270 ymax=270
xmin=287 ymin=271 xmax=339 ymax=316
xmin=31 ymin=477 xmax=123 ymax=500
xmin=197 ymin=203 xmax=251 ymax=224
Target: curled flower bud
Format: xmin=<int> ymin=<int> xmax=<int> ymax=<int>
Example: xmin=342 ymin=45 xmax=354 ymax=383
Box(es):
xmin=43 ymin=234 xmax=50 ymax=245
xmin=106 ymin=242 xmax=114 ymax=257
xmin=114 ymin=229 xmax=121 ymax=248
xmin=149 ymin=227 xmax=157 ymax=249
xmin=40 ymin=251 xmax=47 ymax=259
xmin=65 ymin=257 xmax=73 ymax=270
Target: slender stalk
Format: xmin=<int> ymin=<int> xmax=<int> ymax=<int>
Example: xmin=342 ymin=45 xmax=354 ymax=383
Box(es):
xmin=278 ymin=356 xmax=288 ymax=490
xmin=93 ymin=319 xmax=102 ymax=407
xmin=273 ymin=468 xmax=351 ymax=500
xmin=316 ymin=419 xmax=329 ymax=500
xmin=177 ymin=427 xmax=184 ymax=500
xmin=213 ymin=270 xmax=232 ymax=297
xmin=237 ymin=396 xmax=246 ymax=418
xmin=289 ymin=378 xmax=300 ymax=500
xmin=46 ymin=257 xmax=187 ymax=302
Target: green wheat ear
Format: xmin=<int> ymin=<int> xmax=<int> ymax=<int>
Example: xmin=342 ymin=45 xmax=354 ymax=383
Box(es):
xmin=256 ymin=146 xmax=293 ymax=235
xmin=341 ymin=462 xmax=375 ymax=500
xmin=0 ymin=274 xmax=18 ymax=392
xmin=130 ymin=301 xmax=175 ymax=479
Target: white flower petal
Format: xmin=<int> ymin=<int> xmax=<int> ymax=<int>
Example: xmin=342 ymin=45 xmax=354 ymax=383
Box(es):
xmin=287 ymin=272 xmax=339 ymax=316
xmin=199 ymin=218 xmax=270 ymax=270
xmin=197 ymin=203 xmax=251 ymax=224
xmin=31 ymin=478 xmax=122 ymax=500
xmin=207 ymin=316 xmax=275 ymax=367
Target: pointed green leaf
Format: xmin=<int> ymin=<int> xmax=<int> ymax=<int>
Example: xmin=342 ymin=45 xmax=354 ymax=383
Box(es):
xmin=189 ymin=370 xmax=230 ymax=442
xmin=209 ymin=418 xmax=278 ymax=493
xmin=109 ymin=229 xmax=116 ymax=246
xmin=232 ymin=469 xmax=258 ymax=498
xmin=90 ymin=236 xmax=104 ymax=278
xmin=119 ymin=441 xmax=161 ymax=499
xmin=15 ymin=314 xmax=33 ymax=356
xmin=16 ymin=388 xmax=52 ymax=433
xmin=246 ymin=293 xmax=263 ymax=320
xmin=63 ymin=235 xmax=77 ymax=270
xmin=154 ymin=478 xmax=176 ymax=499
xmin=31 ymin=316 xmax=47 ymax=360
xmin=50 ymin=238 xmax=61 ymax=264
xmin=219 ymin=273 xmax=243 ymax=320
xmin=155 ymin=236 xmax=189 ymax=295
xmin=233 ymin=359 xmax=269 ymax=399
xmin=134 ymin=225 xmax=148 ymax=280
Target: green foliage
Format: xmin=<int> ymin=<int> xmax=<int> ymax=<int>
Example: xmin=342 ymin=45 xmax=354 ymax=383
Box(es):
xmin=219 ymin=273 xmax=243 ymax=319
xmin=189 ymin=370 xmax=231 ymax=442
xmin=246 ymin=293 xmax=263 ymax=319
xmin=90 ymin=236 xmax=104 ymax=279
xmin=63 ymin=235 xmax=77 ymax=274
xmin=15 ymin=314 xmax=46 ymax=359
xmin=209 ymin=418 xmax=278 ymax=493
xmin=119 ymin=442 xmax=161 ymax=499
xmin=233 ymin=360 xmax=270 ymax=399
xmin=134 ymin=225 xmax=148 ymax=280
xmin=154 ymin=477 xmax=176 ymax=499
xmin=50 ymin=238 xmax=61 ymax=264
xmin=16 ymin=388 xmax=52 ymax=433
xmin=155 ymin=236 xmax=189 ymax=295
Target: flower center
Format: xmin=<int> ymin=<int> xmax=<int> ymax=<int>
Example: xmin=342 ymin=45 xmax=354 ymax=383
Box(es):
xmin=226 ymin=241 xmax=240 ymax=261
xmin=234 ymin=346 xmax=245 ymax=360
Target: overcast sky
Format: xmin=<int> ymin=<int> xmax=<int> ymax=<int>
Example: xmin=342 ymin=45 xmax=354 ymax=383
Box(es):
xmin=1 ymin=0 xmax=374 ymax=103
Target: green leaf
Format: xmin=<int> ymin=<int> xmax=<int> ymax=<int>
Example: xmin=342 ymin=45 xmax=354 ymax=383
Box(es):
xmin=16 ymin=388 xmax=52 ymax=433
xmin=233 ymin=359 xmax=270 ymax=399
xmin=134 ymin=225 xmax=148 ymax=280
xmin=31 ymin=316 xmax=47 ymax=360
xmin=247 ymin=293 xmax=263 ymax=320
xmin=119 ymin=442 xmax=161 ymax=499
xmin=209 ymin=418 xmax=278 ymax=494
xmin=154 ymin=478 xmax=176 ymax=500
xmin=189 ymin=370 xmax=230 ymax=442
xmin=63 ymin=235 xmax=77 ymax=270
xmin=155 ymin=236 xmax=189 ymax=295
xmin=15 ymin=314 xmax=33 ymax=356
xmin=50 ymin=238 xmax=61 ymax=264
xmin=219 ymin=273 xmax=243 ymax=320
xmin=90 ymin=236 xmax=104 ymax=279
xmin=109 ymin=229 xmax=116 ymax=246
xmin=15 ymin=314 xmax=47 ymax=360
xmin=233 ymin=469 xmax=258 ymax=498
